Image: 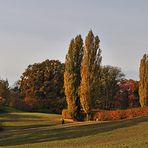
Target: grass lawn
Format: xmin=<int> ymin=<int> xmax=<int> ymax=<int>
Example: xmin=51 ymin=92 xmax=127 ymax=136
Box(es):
xmin=0 ymin=108 xmax=148 ymax=148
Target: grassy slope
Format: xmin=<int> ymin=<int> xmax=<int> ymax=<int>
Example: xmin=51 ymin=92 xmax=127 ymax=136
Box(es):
xmin=0 ymin=108 xmax=148 ymax=148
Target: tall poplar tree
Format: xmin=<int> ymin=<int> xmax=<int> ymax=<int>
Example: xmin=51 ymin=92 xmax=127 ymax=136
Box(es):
xmin=139 ymin=54 xmax=148 ymax=107
xmin=80 ymin=31 xmax=102 ymax=120
xmin=64 ymin=35 xmax=83 ymax=120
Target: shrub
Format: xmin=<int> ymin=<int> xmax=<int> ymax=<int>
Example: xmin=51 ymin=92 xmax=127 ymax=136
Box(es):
xmin=92 ymin=111 xmax=105 ymax=121
xmin=125 ymin=109 xmax=134 ymax=119
xmin=62 ymin=109 xmax=72 ymax=119
xmin=98 ymin=111 xmax=109 ymax=121
xmin=62 ymin=109 xmax=85 ymax=121
xmin=109 ymin=110 xmax=126 ymax=120
xmin=92 ymin=107 xmax=148 ymax=121
xmin=142 ymin=107 xmax=148 ymax=116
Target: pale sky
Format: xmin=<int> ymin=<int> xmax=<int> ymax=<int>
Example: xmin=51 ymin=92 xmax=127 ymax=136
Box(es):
xmin=0 ymin=0 xmax=147 ymax=85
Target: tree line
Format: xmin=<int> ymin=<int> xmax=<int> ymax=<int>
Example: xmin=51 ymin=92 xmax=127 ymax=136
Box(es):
xmin=0 ymin=31 xmax=147 ymax=120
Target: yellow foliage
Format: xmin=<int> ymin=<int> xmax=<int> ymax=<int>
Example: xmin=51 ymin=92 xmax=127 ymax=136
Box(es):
xmin=139 ymin=54 xmax=148 ymax=107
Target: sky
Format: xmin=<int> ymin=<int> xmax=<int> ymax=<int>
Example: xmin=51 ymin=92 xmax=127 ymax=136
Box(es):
xmin=0 ymin=0 xmax=147 ymax=86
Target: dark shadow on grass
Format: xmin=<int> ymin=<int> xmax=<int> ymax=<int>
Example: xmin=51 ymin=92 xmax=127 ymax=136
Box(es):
xmin=0 ymin=119 xmax=47 ymax=122
xmin=0 ymin=116 xmax=148 ymax=146
xmin=0 ymin=113 xmax=44 ymax=119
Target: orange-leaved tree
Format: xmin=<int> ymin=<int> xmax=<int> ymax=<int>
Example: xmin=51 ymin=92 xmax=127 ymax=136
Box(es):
xmin=80 ymin=31 xmax=102 ymax=120
xmin=64 ymin=35 xmax=83 ymax=120
xmin=139 ymin=54 xmax=148 ymax=107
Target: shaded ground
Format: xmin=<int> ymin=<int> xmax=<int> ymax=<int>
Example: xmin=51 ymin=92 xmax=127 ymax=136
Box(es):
xmin=0 ymin=109 xmax=148 ymax=148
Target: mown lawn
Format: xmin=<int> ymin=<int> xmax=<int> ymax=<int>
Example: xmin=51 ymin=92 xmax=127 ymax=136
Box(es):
xmin=0 ymin=108 xmax=148 ymax=148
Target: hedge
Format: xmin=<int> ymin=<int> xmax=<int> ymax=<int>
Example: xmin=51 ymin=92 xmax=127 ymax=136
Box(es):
xmin=92 ymin=107 xmax=148 ymax=121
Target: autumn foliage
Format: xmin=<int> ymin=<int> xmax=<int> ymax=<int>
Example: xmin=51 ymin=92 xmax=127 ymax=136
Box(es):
xmin=64 ymin=35 xmax=83 ymax=120
xmin=62 ymin=109 xmax=72 ymax=119
xmin=62 ymin=109 xmax=85 ymax=120
xmin=19 ymin=60 xmax=66 ymax=113
xmin=0 ymin=31 xmax=147 ymax=123
xmin=80 ymin=31 xmax=102 ymax=118
xmin=139 ymin=54 xmax=148 ymax=107
xmin=115 ymin=79 xmax=140 ymax=109
xmin=92 ymin=107 xmax=148 ymax=121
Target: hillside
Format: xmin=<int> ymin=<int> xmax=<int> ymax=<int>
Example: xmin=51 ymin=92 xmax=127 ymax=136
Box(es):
xmin=0 ymin=108 xmax=148 ymax=148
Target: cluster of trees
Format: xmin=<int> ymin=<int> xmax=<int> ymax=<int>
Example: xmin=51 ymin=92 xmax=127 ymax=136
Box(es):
xmin=18 ymin=60 xmax=66 ymax=113
xmin=0 ymin=60 xmax=66 ymax=113
xmin=64 ymin=31 xmax=148 ymax=120
xmin=0 ymin=31 xmax=147 ymax=119
xmin=64 ymin=31 xmax=142 ymax=120
xmin=64 ymin=31 xmax=103 ymax=120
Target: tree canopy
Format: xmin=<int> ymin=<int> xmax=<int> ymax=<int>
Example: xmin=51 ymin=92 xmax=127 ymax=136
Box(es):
xmin=95 ymin=66 xmax=125 ymax=110
xmin=19 ymin=59 xmax=65 ymax=113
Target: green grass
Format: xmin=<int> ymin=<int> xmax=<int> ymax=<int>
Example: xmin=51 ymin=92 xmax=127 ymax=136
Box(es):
xmin=0 ymin=108 xmax=148 ymax=148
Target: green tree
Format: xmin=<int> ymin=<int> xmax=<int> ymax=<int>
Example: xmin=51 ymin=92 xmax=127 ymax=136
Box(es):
xmin=96 ymin=66 xmax=125 ymax=110
xmin=0 ymin=79 xmax=10 ymax=110
xmin=139 ymin=54 xmax=148 ymax=107
xmin=64 ymin=35 xmax=83 ymax=120
xmin=19 ymin=60 xmax=65 ymax=113
xmin=9 ymin=81 xmax=23 ymax=109
xmin=80 ymin=31 xmax=102 ymax=120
